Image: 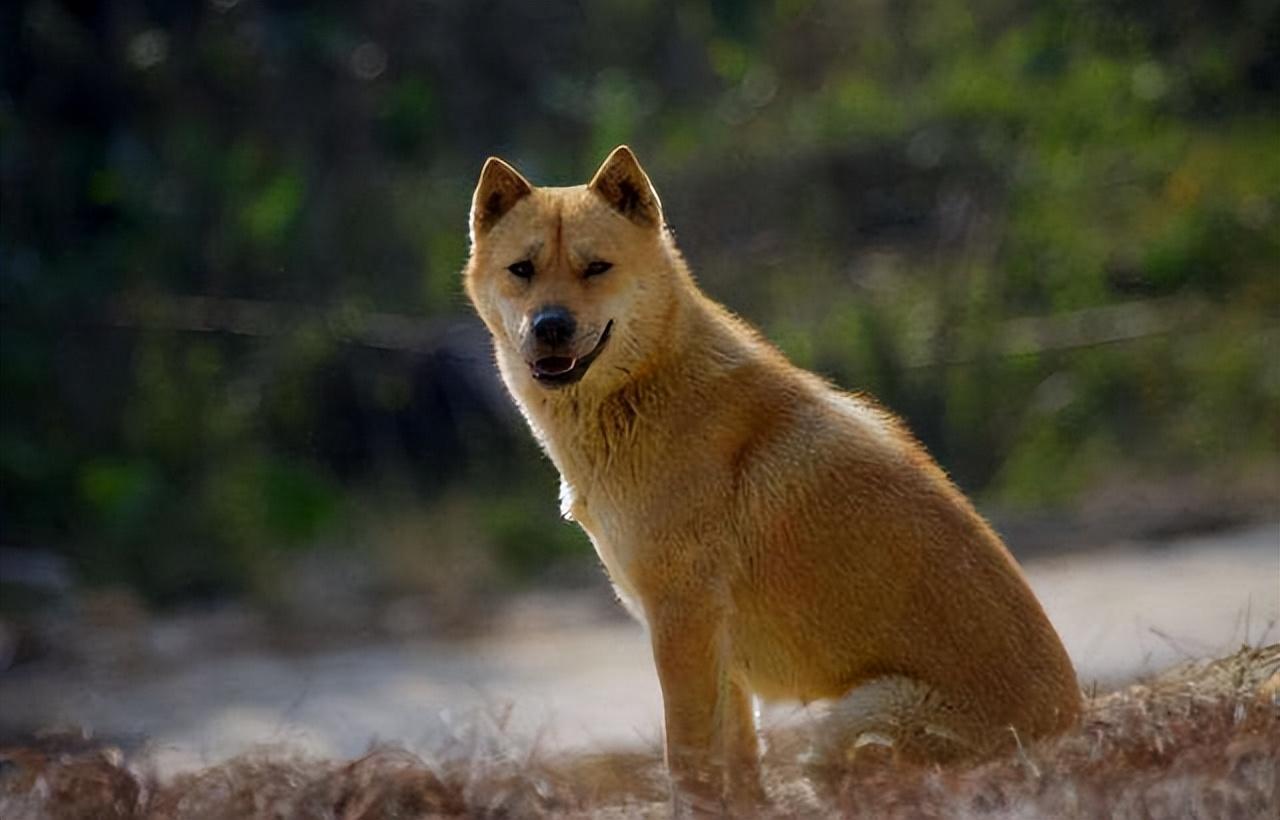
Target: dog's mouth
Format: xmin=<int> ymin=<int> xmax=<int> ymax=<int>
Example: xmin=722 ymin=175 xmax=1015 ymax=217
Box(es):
xmin=529 ymin=321 xmax=614 ymax=388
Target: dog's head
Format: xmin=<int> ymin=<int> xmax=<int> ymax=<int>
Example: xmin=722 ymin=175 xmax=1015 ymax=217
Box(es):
xmin=463 ymin=146 xmax=677 ymax=393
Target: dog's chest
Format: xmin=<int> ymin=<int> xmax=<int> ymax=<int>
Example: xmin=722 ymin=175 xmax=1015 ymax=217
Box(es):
xmin=559 ymin=477 xmax=646 ymax=618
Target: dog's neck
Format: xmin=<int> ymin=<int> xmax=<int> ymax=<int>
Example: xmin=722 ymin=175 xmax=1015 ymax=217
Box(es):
xmin=501 ymin=282 xmax=750 ymax=494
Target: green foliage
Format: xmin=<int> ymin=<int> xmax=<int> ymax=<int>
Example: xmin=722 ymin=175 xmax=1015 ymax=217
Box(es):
xmin=2 ymin=0 xmax=1277 ymax=604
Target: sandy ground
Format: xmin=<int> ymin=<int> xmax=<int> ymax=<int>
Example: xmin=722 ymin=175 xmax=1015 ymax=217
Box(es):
xmin=0 ymin=522 xmax=1276 ymax=778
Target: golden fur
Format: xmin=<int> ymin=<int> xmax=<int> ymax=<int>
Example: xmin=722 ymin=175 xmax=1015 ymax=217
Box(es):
xmin=463 ymin=146 xmax=1081 ymax=814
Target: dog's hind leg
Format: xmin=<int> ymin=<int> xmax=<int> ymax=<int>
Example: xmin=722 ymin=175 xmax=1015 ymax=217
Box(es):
xmin=815 ymin=675 xmax=990 ymax=766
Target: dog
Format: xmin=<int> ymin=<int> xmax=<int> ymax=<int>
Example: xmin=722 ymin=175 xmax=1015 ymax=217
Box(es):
xmin=463 ymin=146 xmax=1081 ymax=814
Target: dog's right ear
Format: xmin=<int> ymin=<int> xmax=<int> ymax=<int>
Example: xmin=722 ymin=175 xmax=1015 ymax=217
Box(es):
xmin=470 ymin=157 xmax=533 ymax=243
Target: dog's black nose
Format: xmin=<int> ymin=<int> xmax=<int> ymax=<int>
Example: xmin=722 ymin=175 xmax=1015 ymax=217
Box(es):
xmin=532 ymin=305 xmax=576 ymax=346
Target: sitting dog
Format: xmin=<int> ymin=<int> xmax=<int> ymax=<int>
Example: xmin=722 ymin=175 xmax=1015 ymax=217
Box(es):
xmin=463 ymin=146 xmax=1081 ymax=814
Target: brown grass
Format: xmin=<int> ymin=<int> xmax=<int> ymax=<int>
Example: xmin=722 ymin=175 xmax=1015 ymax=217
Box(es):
xmin=2 ymin=645 xmax=1276 ymax=819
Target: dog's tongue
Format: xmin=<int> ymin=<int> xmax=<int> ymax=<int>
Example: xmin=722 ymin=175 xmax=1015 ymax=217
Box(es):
xmin=535 ymin=356 xmax=577 ymax=376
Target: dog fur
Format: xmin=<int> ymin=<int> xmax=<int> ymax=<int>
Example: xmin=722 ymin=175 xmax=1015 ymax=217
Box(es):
xmin=463 ymin=146 xmax=1081 ymax=814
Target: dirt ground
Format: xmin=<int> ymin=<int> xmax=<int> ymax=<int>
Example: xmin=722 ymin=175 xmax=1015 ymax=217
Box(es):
xmin=0 ymin=521 xmax=1276 ymax=782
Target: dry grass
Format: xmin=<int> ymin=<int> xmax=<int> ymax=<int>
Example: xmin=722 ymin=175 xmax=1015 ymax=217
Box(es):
xmin=2 ymin=645 xmax=1276 ymax=819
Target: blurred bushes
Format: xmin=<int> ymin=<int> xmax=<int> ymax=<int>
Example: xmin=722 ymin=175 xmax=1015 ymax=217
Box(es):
xmin=1 ymin=0 xmax=1277 ymax=606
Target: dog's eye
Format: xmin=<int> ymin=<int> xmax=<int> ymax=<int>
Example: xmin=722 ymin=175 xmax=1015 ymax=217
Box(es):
xmin=507 ymin=260 xmax=534 ymax=279
xmin=584 ymin=261 xmax=613 ymax=278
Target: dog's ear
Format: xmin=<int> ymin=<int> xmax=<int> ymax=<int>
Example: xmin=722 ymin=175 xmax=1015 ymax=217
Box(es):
xmin=470 ymin=157 xmax=533 ymax=242
xmin=588 ymin=146 xmax=662 ymax=227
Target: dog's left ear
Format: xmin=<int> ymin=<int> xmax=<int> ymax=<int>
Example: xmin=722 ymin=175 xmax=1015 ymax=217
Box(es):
xmin=588 ymin=146 xmax=662 ymax=227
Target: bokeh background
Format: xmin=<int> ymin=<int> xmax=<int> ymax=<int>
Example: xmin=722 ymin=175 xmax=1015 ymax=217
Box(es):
xmin=1 ymin=0 xmax=1278 ymax=771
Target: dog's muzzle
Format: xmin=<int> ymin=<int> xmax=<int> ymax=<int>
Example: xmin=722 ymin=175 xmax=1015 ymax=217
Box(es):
xmin=529 ymin=320 xmax=614 ymax=388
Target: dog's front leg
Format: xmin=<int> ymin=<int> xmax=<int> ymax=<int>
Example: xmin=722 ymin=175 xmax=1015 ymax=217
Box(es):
xmin=722 ymin=676 xmax=766 ymax=812
xmin=650 ymin=601 xmax=762 ymax=816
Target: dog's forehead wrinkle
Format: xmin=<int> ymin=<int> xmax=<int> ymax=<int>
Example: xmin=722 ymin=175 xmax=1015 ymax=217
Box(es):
xmin=551 ymin=206 xmax=569 ymax=270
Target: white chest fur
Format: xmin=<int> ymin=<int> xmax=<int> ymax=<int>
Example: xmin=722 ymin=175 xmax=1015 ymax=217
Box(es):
xmin=559 ymin=477 xmax=646 ymax=620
